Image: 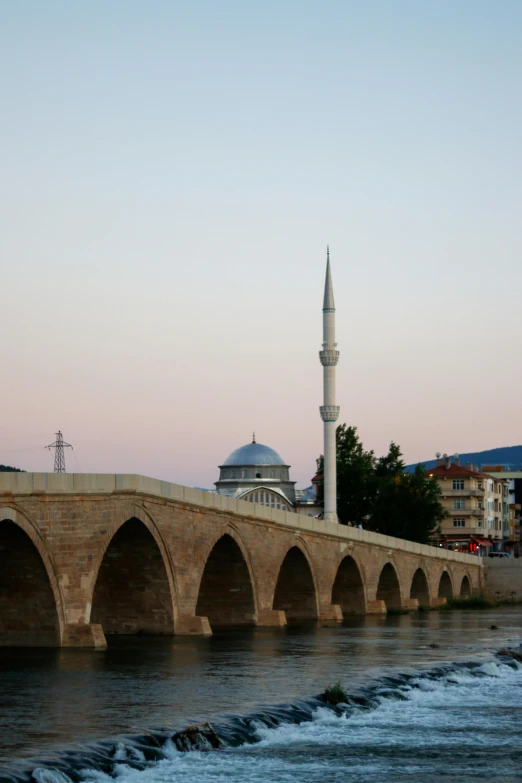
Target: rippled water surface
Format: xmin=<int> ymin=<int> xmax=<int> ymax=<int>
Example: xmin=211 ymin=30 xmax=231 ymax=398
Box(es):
xmin=1 ymin=607 xmax=522 ymax=782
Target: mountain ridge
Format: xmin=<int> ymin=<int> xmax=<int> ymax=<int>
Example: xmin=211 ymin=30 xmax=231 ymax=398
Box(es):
xmin=407 ymin=444 xmax=522 ymax=472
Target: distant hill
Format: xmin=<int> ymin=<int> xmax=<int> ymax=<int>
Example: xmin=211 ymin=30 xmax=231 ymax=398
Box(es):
xmin=407 ymin=445 xmax=522 ymax=472
xmin=0 ymin=465 xmax=24 ymax=472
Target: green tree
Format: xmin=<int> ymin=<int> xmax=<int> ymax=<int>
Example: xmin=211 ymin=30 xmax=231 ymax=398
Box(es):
xmin=317 ymin=429 xmax=447 ymax=543
xmin=0 ymin=465 xmax=24 ymax=472
xmin=316 ymin=425 xmax=375 ymax=525
xmin=370 ymin=441 xmax=406 ymax=535
xmin=374 ymin=441 xmax=405 ymax=480
xmin=369 ymin=463 xmax=446 ymax=544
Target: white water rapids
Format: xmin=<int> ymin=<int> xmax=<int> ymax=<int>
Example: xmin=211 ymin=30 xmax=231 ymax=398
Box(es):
xmin=32 ymin=658 xmax=522 ymax=783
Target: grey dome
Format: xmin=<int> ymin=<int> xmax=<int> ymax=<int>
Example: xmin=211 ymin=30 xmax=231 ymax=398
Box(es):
xmin=222 ymin=442 xmax=286 ymax=467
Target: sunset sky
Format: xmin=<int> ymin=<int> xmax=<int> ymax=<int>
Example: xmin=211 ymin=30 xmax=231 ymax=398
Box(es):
xmin=1 ymin=1 xmax=521 ymax=489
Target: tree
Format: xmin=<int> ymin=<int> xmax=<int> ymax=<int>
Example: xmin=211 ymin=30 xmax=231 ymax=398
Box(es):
xmin=370 ymin=441 xmax=406 ymax=535
xmin=0 ymin=465 xmax=24 ymax=472
xmin=374 ymin=441 xmax=405 ymax=480
xmin=383 ymin=464 xmax=446 ymax=544
xmin=317 ymin=428 xmax=447 ymax=543
xmin=316 ymin=425 xmax=375 ymax=525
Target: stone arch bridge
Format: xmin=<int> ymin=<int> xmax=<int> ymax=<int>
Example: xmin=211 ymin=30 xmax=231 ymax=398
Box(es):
xmin=0 ymin=473 xmax=483 ymax=648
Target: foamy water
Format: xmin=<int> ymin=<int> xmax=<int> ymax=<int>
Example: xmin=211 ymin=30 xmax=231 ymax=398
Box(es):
xmin=30 ymin=657 xmax=522 ymax=783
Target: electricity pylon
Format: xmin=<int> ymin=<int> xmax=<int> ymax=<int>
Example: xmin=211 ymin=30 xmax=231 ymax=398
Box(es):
xmin=46 ymin=431 xmax=73 ymax=473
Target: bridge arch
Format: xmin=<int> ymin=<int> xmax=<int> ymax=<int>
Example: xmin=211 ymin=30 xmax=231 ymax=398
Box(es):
xmin=331 ymin=552 xmax=366 ymax=615
xmin=195 ymin=529 xmax=257 ymax=628
xmin=91 ymin=512 xmax=177 ymax=635
xmin=0 ymin=506 xmax=64 ymax=646
xmin=459 ymin=573 xmax=472 ymax=598
xmin=438 ymin=570 xmax=454 ymax=600
xmin=376 ymin=561 xmax=402 ymax=609
xmin=410 ymin=567 xmax=430 ymax=606
xmin=272 ymin=541 xmax=319 ymax=622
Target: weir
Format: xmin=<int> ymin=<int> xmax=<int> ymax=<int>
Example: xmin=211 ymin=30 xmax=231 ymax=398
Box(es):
xmin=0 ymin=472 xmax=483 ymax=648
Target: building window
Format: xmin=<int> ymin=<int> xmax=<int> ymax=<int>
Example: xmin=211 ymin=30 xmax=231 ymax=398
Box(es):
xmin=256 ymin=472 xmax=262 ymax=479
xmin=231 ymin=470 xmax=236 ymax=479
xmin=453 ymin=518 xmax=465 ymax=528
xmin=270 ymin=470 xmax=275 ymax=478
xmin=478 ymin=520 xmax=483 ymax=527
xmin=453 ymin=499 xmax=465 ymax=509
xmin=452 ymin=480 xmax=464 ymax=490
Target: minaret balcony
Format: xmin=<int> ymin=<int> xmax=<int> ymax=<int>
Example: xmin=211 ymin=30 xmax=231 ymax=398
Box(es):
xmin=319 ymin=349 xmax=340 ymax=366
xmin=320 ymin=405 xmax=340 ymax=422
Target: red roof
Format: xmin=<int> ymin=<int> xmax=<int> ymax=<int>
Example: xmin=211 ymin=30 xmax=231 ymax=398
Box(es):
xmin=426 ymin=463 xmax=502 ymax=481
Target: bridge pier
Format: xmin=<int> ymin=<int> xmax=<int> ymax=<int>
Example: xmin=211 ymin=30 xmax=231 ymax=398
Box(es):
xmin=401 ymin=598 xmax=419 ymax=611
xmin=61 ymin=623 xmax=107 ymax=649
xmin=175 ymin=615 xmax=212 ymax=635
xmin=319 ymin=603 xmax=343 ymax=624
xmin=430 ymin=597 xmax=447 ymax=608
xmin=366 ymin=599 xmax=387 ymax=614
xmin=257 ymin=609 xmax=287 ymax=627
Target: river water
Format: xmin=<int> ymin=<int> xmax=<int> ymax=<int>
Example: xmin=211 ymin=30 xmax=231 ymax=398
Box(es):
xmin=1 ymin=607 xmax=522 ymax=783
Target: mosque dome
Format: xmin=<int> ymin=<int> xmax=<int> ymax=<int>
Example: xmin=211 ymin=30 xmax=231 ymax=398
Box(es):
xmin=222 ymin=441 xmax=286 ymax=467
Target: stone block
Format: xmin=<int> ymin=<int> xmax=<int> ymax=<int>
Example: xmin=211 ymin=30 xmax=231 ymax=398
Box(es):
xmin=61 ymin=623 xmax=107 ymax=649
xmin=6 ymin=473 xmax=34 ymax=494
xmin=161 ymin=481 xmax=184 ymax=501
xmin=183 ymin=487 xmax=207 ymax=507
xmin=73 ymin=474 xmax=116 ymax=493
xmin=366 ymin=600 xmax=387 ymax=614
xmin=319 ymin=604 xmax=343 ymax=623
xmin=175 ymin=615 xmax=212 ymax=636
xmin=401 ymin=597 xmax=419 ymax=611
xmin=115 ymin=474 xmax=140 ymax=492
xmin=257 ymin=609 xmax=287 ymax=627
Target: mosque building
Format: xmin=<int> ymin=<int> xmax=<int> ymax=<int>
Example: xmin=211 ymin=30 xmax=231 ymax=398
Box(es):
xmin=212 ymin=250 xmax=339 ymax=521
xmin=214 ymin=434 xmax=321 ymax=516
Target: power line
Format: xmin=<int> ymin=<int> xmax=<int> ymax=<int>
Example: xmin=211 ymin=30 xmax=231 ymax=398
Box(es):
xmin=45 ymin=431 xmax=73 ymax=473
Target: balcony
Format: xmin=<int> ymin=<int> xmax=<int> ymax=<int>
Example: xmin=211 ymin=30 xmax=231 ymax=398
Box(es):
xmin=441 ymin=489 xmax=484 ymax=498
xmin=447 ymin=508 xmax=483 ymax=516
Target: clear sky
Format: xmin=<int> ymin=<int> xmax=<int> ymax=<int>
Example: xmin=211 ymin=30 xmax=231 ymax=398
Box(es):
xmin=1 ymin=1 xmax=521 ymax=489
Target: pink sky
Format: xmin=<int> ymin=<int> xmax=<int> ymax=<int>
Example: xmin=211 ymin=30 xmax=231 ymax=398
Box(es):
xmin=2 ymin=2 xmax=521 ymax=489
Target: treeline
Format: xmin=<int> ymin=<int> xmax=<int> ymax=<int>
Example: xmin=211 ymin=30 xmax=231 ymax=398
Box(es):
xmin=0 ymin=465 xmax=25 ymax=472
xmin=316 ymin=425 xmax=446 ymax=544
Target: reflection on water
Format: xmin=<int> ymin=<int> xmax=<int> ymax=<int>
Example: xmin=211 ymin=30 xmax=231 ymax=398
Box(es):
xmin=0 ymin=608 xmax=521 ymax=765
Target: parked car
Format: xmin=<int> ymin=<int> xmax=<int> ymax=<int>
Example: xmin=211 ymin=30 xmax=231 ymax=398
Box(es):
xmin=488 ymin=552 xmax=512 ymax=558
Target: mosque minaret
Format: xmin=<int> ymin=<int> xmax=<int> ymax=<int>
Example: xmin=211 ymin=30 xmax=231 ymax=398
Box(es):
xmin=213 ymin=249 xmax=338 ymax=520
xmin=319 ymin=248 xmax=340 ymax=522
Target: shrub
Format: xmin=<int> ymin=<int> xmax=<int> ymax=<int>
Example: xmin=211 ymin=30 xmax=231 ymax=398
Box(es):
xmin=320 ymin=681 xmax=348 ymax=706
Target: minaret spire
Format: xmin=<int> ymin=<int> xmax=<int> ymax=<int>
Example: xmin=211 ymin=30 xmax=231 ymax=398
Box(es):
xmin=319 ymin=247 xmax=340 ymax=522
xmin=323 ymin=246 xmax=335 ymax=310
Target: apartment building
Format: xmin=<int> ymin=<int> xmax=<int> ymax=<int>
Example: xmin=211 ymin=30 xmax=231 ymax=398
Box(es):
xmin=481 ymin=466 xmax=522 ymax=556
xmin=426 ymin=455 xmax=505 ymax=554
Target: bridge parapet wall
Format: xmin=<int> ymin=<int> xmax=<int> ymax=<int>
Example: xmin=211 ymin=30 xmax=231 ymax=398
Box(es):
xmin=0 ymin=472 xmax=482 ymax=568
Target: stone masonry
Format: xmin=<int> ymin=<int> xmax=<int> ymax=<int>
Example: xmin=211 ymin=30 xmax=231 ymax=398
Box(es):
xmin=0 ymin=473 xmax=484 ymax=648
